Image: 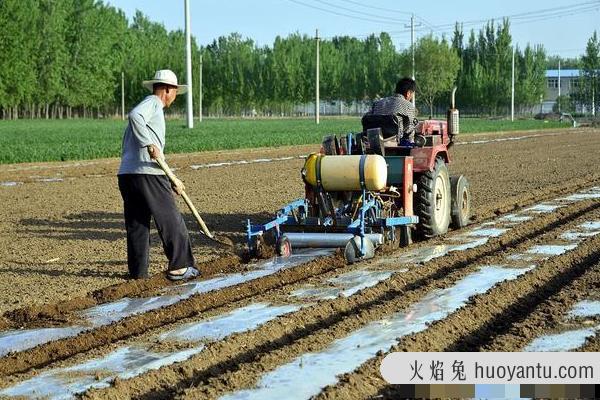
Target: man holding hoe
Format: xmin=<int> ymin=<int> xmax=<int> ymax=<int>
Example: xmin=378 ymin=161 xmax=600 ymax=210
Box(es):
xmin=117 ymin=69 xmax=199 ymax=281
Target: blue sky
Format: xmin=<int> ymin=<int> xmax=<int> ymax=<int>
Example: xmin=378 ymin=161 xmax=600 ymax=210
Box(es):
xmin=107 ymin=0 xmax=599 ymax=58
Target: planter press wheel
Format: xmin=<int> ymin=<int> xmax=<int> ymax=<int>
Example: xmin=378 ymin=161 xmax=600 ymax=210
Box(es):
xmin=344 ymin=235 xmax=375 ymax=264
xmin=276 ymin=235 xmax=292 ymax=258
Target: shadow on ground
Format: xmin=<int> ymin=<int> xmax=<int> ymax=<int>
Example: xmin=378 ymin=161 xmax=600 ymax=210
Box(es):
xmin=19 ymin=210 xmax=273 ymax=245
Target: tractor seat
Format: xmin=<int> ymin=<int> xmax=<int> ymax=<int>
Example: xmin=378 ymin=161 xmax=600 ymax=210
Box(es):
xmin=361 ymin=114 xmax=400 ymax=140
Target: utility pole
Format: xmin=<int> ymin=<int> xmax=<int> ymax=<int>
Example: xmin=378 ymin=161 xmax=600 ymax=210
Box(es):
xmin=121 ymin=71 xmax=125 ymax=121
xmin=511 ymin=47 xmax=515 ymax=121
xmin=405 ymin=15 xmax=421 ymax=107
xmin=199 ymin=54 xmax=203 ymax=122
xmin=557 ymin=59 xmax=561 ymax=113
xmin=315 ymin=29 xmax=320 ymax=124
xmin=184 ymin=0 xmax=193 ymax=128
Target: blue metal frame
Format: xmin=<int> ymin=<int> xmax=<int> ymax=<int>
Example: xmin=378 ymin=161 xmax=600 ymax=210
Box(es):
xmin=247 ymin=199 xmax=308 ymax=245
xmin=246 ymin=187 xmax=419 ymax=258
xmin=382 ymin=216 xmax=419 ymax=226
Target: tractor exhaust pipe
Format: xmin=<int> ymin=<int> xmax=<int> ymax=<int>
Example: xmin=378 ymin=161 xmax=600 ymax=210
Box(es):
xmin=451 ymin=87 xmax=457 ymax=109
xmin=447 ymin=87 xmax=459 ymax=137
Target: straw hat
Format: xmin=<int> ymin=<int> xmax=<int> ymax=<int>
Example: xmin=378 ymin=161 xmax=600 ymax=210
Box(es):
xmin=142 ymin=69 xmax=188 ymax=94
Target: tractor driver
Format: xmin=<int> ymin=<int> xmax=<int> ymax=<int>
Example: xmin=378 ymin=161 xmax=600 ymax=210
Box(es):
xmin=366 ymin=77 xmax=418 ymax=147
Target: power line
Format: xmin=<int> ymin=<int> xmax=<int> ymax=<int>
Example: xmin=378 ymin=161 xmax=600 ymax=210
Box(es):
xmin=417 ymin=6 xmax=599 ymax=39
xmin=287 ymin=0 xmax=409 ymax=25
xmin=312 ymin=0 xmax=410 ymax=24
xmin=406 ymin=1 xmax=600 ymax=35
xmin=414 ymin=15 xmax=438 ymax=32
xmin=316 ymin=0 xmax=437 ymax=32
xmin=288 ymin=0 xmax=598 ymax=53
xmin=547 ymin=48 xmax=587 ymax=54
xmin=288 ymin=0 xmax=434 ymax=44
xmin=336 ymin=0 xmax=414 ymax=16
xmin=378 ymin=4 xmax=598 ymax=41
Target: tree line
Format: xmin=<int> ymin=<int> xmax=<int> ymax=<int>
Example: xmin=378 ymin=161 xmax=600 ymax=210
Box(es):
xmin=0 ymin=0 xmax=598 ymax=119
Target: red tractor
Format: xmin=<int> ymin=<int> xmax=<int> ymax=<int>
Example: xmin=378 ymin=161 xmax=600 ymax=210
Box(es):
xmin=247 ymin=91 xmax=471 ymax=263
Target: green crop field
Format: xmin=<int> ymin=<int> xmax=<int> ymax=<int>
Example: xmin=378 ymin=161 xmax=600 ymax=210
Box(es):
xmin=0 ymin=117 xmax=568 ymax=164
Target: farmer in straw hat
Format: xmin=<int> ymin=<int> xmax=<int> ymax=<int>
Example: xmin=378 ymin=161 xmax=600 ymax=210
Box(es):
xmin=117 ymin=69 xmax=199 ymax=281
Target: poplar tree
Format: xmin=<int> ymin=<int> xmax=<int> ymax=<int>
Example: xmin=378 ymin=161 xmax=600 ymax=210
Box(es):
xmin=0 ymin=0 xmax=40 ymax=119
xmin=413 ymin=35 xmax=460 ymax=117
xmin=579 ymin=31 xmax=600 ymax=115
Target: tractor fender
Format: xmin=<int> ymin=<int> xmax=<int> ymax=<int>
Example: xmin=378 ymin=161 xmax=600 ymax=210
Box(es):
xmin=436 ymin=150 xmax=450 ymax=165
xmin=412 ymin=149 xmax=450 ymax=172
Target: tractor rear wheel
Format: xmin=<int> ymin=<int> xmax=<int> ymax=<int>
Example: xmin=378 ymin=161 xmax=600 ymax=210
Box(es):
xmin=450 ymin=175 xmax=471 ymax=229
xmin=414 ymin=157 xmax=451 ymax=238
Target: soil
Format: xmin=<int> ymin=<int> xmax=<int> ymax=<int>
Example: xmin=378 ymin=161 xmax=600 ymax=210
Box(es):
xmin=318 ymin=238 xmax=600 ymax=400
xmin=70 ymin=200 xmax=599 ymax=399
xmin=0 ymin=127 xmax=597 ymax=315
xmin=0 ymin=127 xmax=598 ymax=399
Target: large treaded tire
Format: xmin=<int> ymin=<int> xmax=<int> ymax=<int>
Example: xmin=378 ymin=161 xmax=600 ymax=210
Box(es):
xmin=414 ymin=157 xmax=451 ymax=238
xmin=450 ymin=175 xmax=471 ymax=229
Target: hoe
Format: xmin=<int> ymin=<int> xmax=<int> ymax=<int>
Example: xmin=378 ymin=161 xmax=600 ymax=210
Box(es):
xmin=155 ymin=156 xmax=234 ymax=249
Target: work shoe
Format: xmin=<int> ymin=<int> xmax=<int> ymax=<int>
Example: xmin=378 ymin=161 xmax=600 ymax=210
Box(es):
xmin=167 ymin=266 xmax=200 ymax=281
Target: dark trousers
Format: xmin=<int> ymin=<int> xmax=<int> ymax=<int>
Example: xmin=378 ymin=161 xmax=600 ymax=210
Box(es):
xmin=118 ymin=174 xmax=195 ymax=279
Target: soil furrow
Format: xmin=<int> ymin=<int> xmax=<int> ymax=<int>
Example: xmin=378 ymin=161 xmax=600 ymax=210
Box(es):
xmin=0 ymin=253 xmax=347 ymax=378
xmin=3 ymin=174 xmax=598 ymax=333
xmin=577 ymin=334 xmax=600 ymax=352
xmin=482 ymin=263 xmax=600 ymax=352
xmin=470 ymin=172 xmax=600 ymax=222
xmin=77 ymin=199 xmax=600 ymax=399
xmin=1 ymin=255 xmax=244 ymax=329
xmin=315 ymin=231 xmax=600 ymax=400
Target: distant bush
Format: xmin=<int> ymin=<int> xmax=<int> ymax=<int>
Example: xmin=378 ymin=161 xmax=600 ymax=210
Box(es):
xmin=552 ymin=95 xmax=576 ymax=114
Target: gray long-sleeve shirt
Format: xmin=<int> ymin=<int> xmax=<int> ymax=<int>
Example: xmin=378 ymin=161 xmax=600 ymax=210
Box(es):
xmin=118 ymin=95 xmax=166 ymax=175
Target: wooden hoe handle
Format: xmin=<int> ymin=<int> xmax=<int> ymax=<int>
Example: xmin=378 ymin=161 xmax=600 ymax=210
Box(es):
xmin=154 ymin=157 xmax=214 ymax=239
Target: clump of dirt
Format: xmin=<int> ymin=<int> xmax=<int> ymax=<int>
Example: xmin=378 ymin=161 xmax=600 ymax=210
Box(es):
xmin=238 ymin=233 xmax=277 ymax=263
xmin=213 ymin=234 xmax=235 ymax=248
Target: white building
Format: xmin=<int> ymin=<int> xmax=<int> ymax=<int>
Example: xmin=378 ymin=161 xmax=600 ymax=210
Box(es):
xmin=542 ymin=69 xmax=580 ymax=113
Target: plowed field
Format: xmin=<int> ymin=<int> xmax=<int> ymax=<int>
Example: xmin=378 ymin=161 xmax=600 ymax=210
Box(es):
xmin=0 ymin=127 xmax=598 ymax=399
